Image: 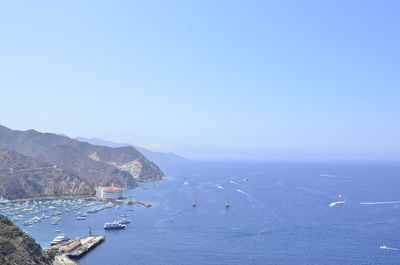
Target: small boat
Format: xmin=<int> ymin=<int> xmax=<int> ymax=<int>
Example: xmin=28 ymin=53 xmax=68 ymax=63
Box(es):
xmin=41 ymin=213 xmax=50 ymax=219
xmin=51 ymin=217 xmax=61 ymax=225
xmin=76 ymin=212 xmax=87 ymax=217
xmin=0 ymin=196 xmax=10 ymax=204
xmin=104 ymin=222 xmax=126 ymax=230
xmin=192 ymin=198 xmax=197 ymax=207
xmin=118 ymin=218 xmax=130 ymax=224
xmin=75 ymin=216 xmax=86 ymax=220
xmin=120 ymin=213 xmax=129 ymax=217
xmin=225 ymin=198 xmax=230 ymax=208
xmin=104 ymin=202 xmax=114 ymax=208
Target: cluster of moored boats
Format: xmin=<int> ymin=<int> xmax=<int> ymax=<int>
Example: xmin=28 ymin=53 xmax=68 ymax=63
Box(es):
xmin=0 ymin=198 xmax=125 ymax=228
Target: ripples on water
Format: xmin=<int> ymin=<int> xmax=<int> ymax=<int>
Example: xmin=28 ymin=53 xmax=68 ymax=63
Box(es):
xmin=2 ymin=160 xmax=400 ymax=265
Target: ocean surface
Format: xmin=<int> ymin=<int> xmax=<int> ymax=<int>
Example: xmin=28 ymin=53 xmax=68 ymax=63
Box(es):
xmin=4 ymin=160 xmax=400 ymax=265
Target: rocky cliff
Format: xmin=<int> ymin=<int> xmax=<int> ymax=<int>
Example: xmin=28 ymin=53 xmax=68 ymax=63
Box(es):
xmin=0 ymin=215 xmax=53 ymax=265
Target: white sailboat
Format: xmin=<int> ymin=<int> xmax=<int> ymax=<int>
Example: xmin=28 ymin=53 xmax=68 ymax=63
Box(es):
xmin=0 ymin=196 xmax=9 ymax=204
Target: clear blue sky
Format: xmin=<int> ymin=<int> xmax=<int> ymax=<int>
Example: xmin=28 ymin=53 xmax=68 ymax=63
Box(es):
xmin=0 ymin=1 xmax=399 ymax=160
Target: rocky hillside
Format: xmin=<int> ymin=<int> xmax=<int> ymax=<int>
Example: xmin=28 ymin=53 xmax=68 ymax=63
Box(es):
xmin=0 ymin=149 xmax=93 ymax=200
xmin=0 ymin=215 xmax=52 ymax=265
xmin=90 ymin=146 xmax=164 ymax=181
xmin=0 ymin=124 xmax=165 ymax=188
xmin=37 ymin=145 xmax=137 ymax=188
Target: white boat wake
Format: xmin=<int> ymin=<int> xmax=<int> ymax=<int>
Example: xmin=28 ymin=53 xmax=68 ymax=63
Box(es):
xmin=320 ymin=174 xmax=331 ymax=177
xmin=329 ymin=201 xmax=346 ymax=207
xmin=360 ymin=201 xmax=400 ymax=205
xmin=236 ymin=189 xmax=255 ymax=202
xmin=380 ymin=245 xmax=400 ymax=251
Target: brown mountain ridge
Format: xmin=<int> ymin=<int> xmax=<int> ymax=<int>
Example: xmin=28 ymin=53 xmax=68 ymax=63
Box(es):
xmin=0 ymin=124 xmax=165 ymax=199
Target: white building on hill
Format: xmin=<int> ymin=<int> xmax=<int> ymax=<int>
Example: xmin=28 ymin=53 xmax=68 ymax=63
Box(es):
xmin=96 ymin=185 xmax=123 ymax=200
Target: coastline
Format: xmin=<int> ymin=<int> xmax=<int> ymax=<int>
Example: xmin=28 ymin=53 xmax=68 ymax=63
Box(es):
xmin=8 ymin=176 xmax=165 ymax=202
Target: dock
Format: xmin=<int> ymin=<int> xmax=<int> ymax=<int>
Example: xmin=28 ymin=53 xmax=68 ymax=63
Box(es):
xmin=49 ymin=235 xmax=105 ymax=264
xmin=67 ymin=235 xmax=105 ymax=258
xmin=117 ymin=197 xmax=152 ymax=207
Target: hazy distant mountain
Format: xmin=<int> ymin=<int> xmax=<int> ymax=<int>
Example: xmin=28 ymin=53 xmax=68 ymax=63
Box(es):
xmin=0 ymin=124 xmax=165 ymax=199
xmin=0 ymin=215 xmax=52 ymax=264
xmin=75 ymin=137 xmax=187 ymax=162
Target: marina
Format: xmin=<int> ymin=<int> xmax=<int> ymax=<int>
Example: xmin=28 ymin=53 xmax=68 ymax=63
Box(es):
xmin=0 ymin=196 xmax=151 ymax=227
xmin=0 ymin=193 xmax=149 ymax=264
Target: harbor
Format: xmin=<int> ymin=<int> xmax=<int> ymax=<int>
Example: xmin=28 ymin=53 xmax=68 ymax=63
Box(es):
xmin=48 ymin=235 xmax=105 ymax=265
xmin=0 ymin=184 xmax=149 ymax=264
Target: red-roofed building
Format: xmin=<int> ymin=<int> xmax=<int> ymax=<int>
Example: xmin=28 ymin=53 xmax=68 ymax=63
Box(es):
xmin=96 ymin=184 xmax=123 ymax=200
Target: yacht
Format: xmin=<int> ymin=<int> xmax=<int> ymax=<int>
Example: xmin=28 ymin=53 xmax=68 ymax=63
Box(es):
xmin=50 ymin=234 xmax=69 ymax=245
xmin=104 ymin=222 xmax=126 ymax=230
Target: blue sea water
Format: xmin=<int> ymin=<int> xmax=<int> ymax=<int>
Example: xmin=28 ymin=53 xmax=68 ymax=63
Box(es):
xmin=8 ymin=161 xmax=400 ymax=264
